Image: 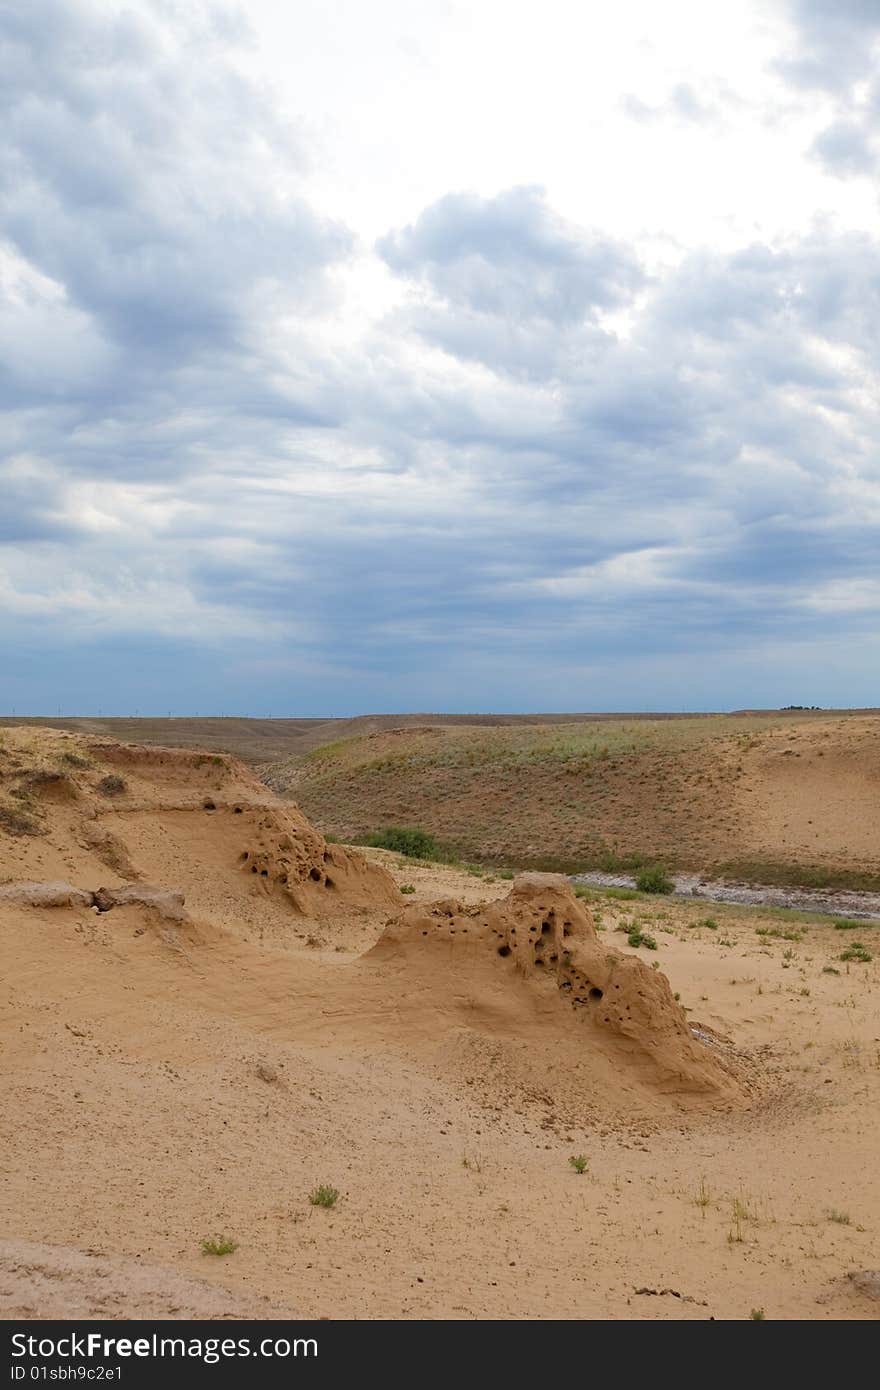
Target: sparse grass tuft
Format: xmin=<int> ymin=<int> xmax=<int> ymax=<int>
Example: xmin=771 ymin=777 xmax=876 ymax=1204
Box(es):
xmin=309 ymin=1184 xmax=340 ymax=1208
xmin=0 ymin=803 xmax=40 ymax=836
xmin=400 ymin=884 xmax=416 ymax=894
xmin=60 ymin=750 xmax=92 ymax=768
xmin=461 ymin=1151 xmax=484 ymax=1173
xmin=749 ymin=1307 xmax=766 ymax=1320
xmin=201 ymin=1236 xmax=238 ymax=1256
xmin=568 ymin=1154 xmax=589 ymax=1174
xmin=827 ymin=1209 xmax=851 ymax=1225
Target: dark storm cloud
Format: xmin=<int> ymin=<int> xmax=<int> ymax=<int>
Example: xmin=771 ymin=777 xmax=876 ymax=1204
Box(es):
xmin=1 ymin=1 xmax=880 ymax=714
xmin=0 ymin=0 xmax=351 ymax=367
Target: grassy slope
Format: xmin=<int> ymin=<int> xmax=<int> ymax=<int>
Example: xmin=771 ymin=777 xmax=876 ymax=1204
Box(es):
xmin=267 ymin=712 xmax=880 ymax=889
xmin=4 ymin=710 xmax=877 ymax=888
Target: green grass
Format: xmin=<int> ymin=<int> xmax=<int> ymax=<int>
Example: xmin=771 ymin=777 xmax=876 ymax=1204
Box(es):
xmin=201 ymin=1236 xmax=238 ymax=1256
xmin=827 ymin=1209 xmax=850 ymax=1225
xmin=400 ymin=884 xmax=416 ymax=894
xmin=568 ymin=1154 xmax=589 ymax=1174
xmin=309 ymin=1184 xmax=340 ymax=1208
xmin=839 ymin=942 xmax=872 ymax=963
xmin=574 ymin=884 xmax=643 ymax=904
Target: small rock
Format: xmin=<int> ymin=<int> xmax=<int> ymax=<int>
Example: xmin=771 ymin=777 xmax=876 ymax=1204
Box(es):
xmin=849 ymin=1270 xmax=880 ymax=1300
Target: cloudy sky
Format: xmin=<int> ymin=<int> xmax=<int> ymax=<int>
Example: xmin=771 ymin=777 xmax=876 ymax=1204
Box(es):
xmin=2 ymin=0 xmax=879 ymax=715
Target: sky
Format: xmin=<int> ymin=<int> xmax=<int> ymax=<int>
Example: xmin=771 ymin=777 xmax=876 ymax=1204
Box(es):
xmin=1 ymin=0 xmax=879 ymax=715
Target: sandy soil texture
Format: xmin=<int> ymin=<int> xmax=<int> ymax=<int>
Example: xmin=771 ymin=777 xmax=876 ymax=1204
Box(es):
xmin=0 ymin=726 xmax=878 ymax=1320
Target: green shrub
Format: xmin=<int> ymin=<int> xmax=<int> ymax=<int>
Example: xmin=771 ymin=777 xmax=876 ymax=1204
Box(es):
xmin=568 ymin=1154 xmax=589 ymax=1174
xmin=400 ymin=884 xmax=416 ymax=894
xmin=362 ymin=827 xmax=438 ymax=859
xmin=627 ymin=924 xmax=658 ymax=950
xmin=635 ymin=865 xmax=673 ymax=895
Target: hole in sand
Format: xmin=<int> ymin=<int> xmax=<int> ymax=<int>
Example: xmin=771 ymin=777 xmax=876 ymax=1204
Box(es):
xmin=589 ymin=987 xmax=604 ymax=1001
xmin=203 ymin=800 xmax=216 ymax=811
xmin=279 ymin=873 xmax=288 ymax=884
xmin=541 ymin=922 xmax=552 ymax=935
xmin=562 ymin=926 xmax=571 ymax=937
xmin=497 ymin=945 xmax=511 ymax=957
xmin=251 ymin=866 xmax=258 ymax=874
xmin=309 ymin=868 xmax=322 ymax=882
xmin=240 ymin=851 xmax=249 ymax=861
xmin=324 ymin=876 xmax=334 ymax=889
xmin=233 ymin=807 xmax=242 ymax=814
xmin=260 ymin=869 xmax=268 ymax=878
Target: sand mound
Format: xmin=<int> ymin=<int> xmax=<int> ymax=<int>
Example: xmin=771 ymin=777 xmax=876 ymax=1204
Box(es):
xmin=0 ymin=1239 xmax=293 ymax=1320
xmin=371 ymin=875 xmax=745 ymax=1101
xmin=0 ymin=726 xmax=400 ymax=950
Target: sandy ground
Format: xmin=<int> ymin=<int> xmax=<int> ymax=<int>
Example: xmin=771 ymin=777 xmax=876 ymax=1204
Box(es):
xmin=1 ymin=727 xmax=878 ymax=1320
